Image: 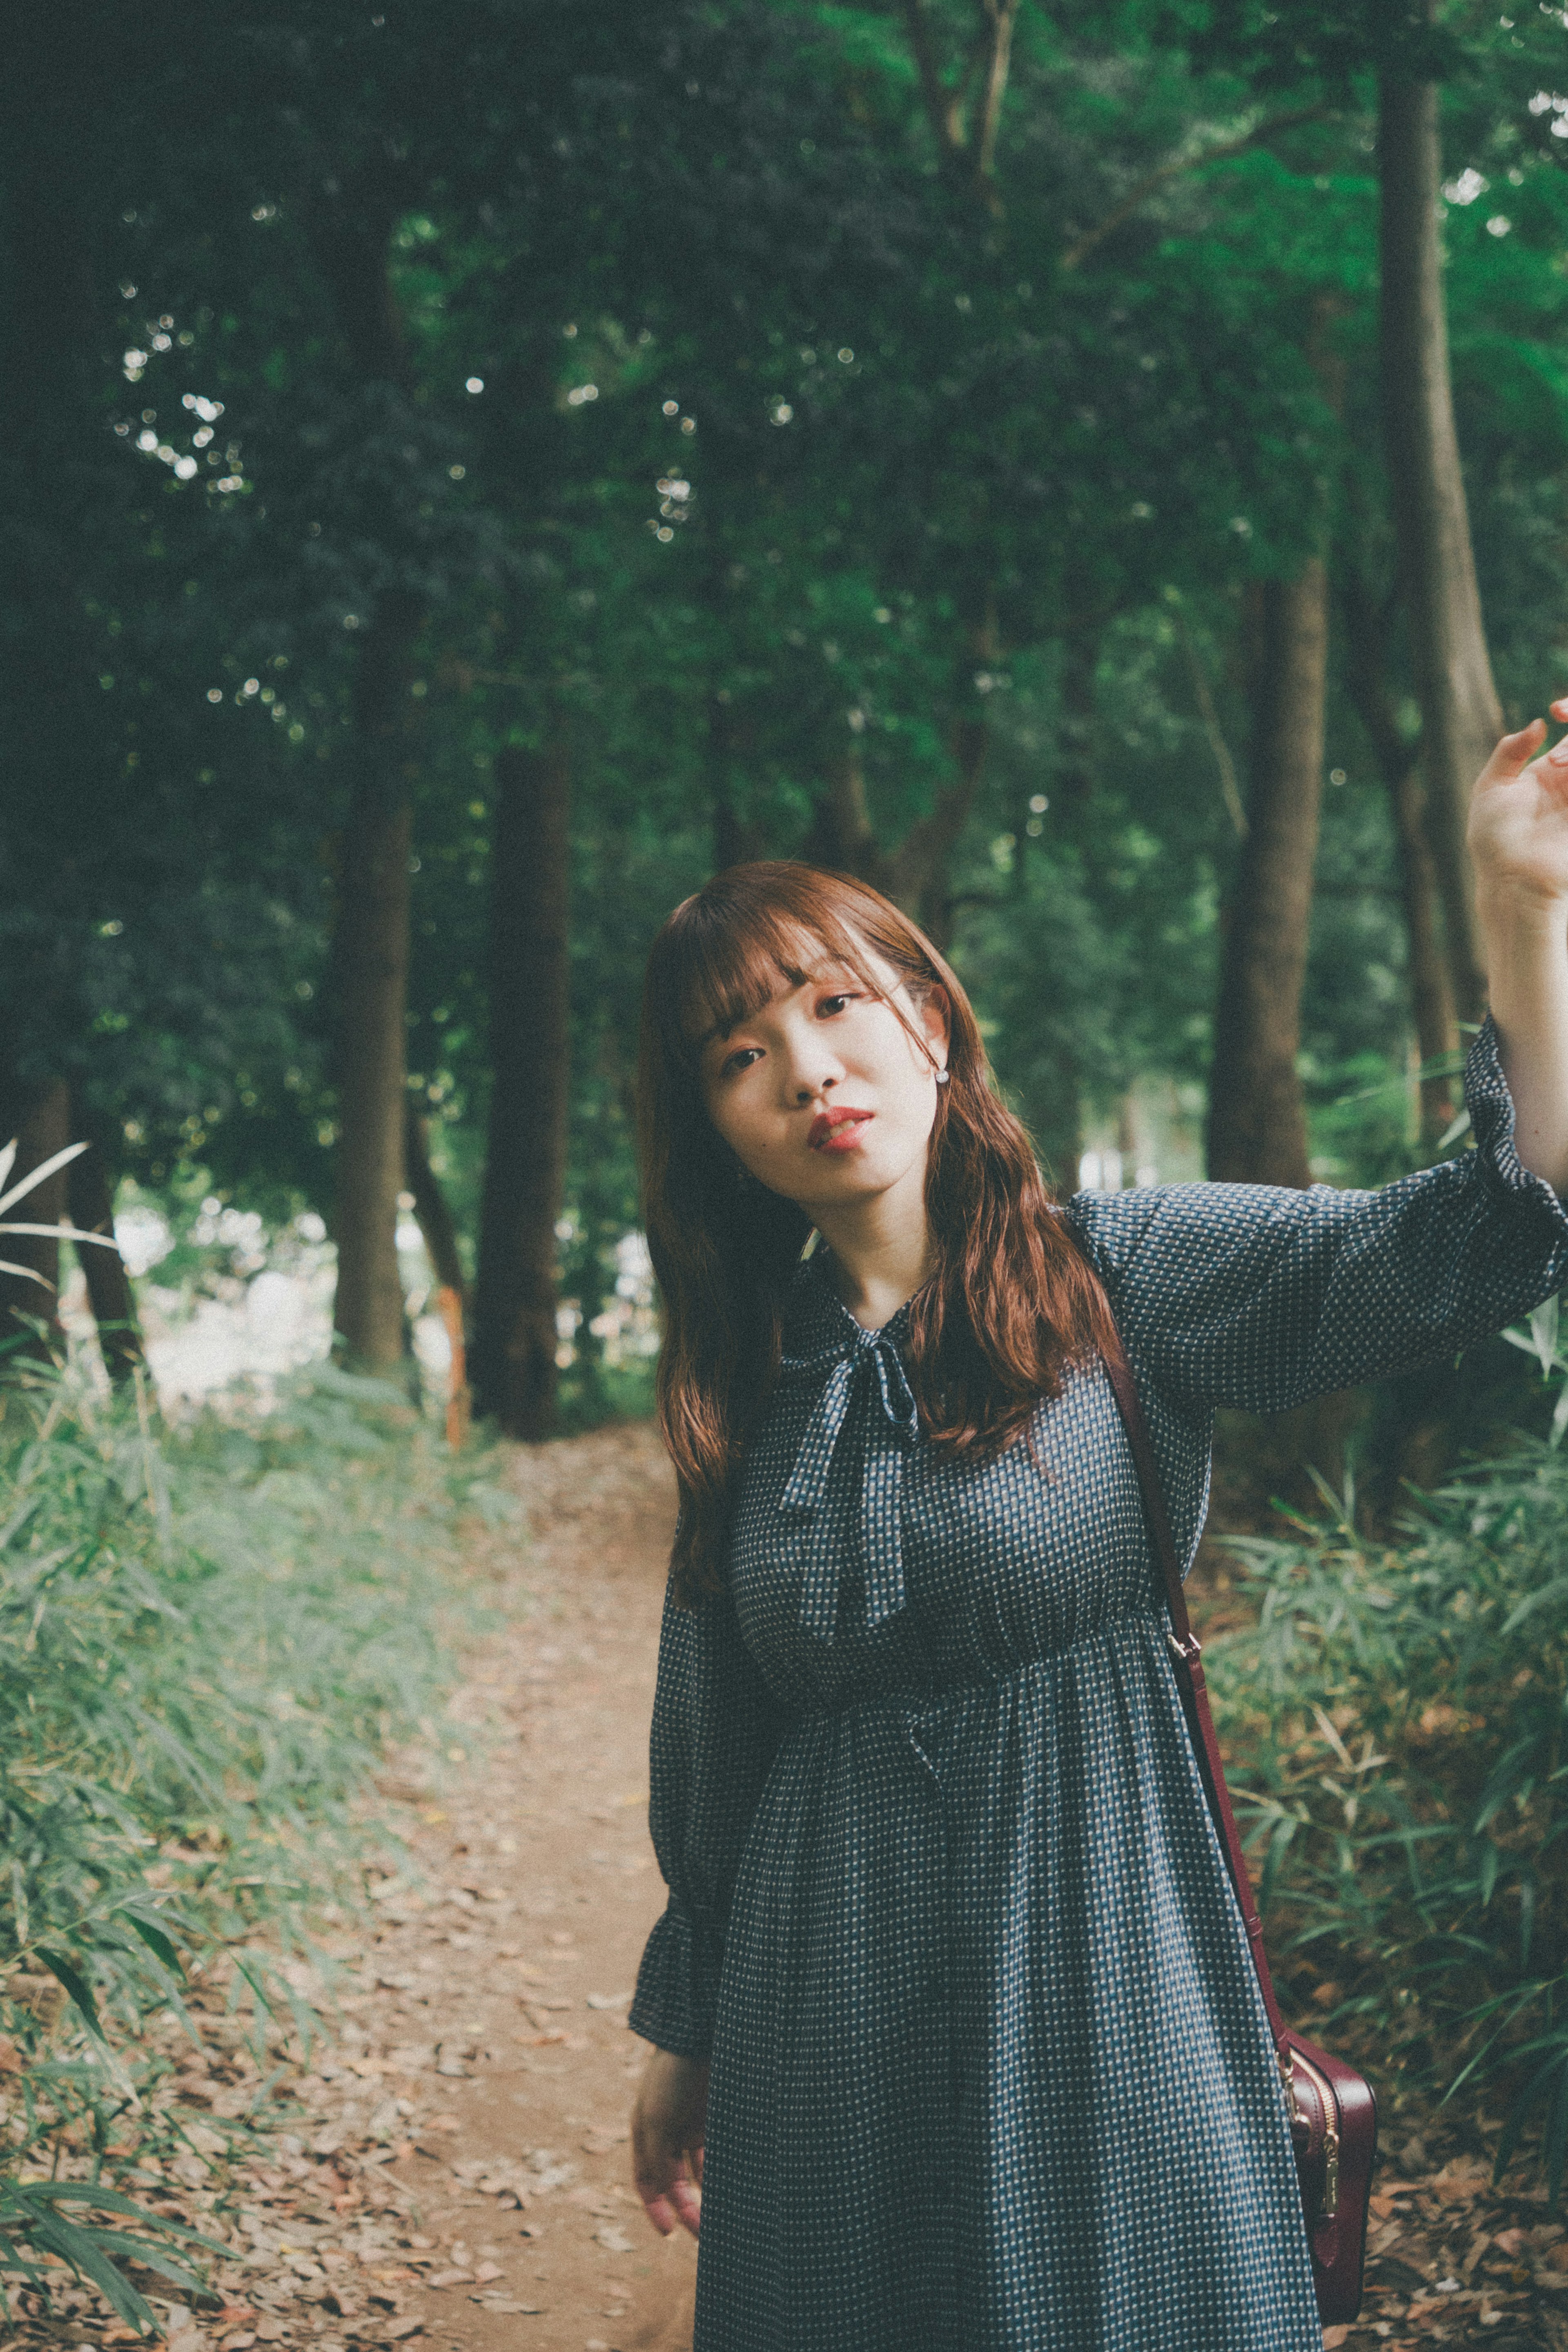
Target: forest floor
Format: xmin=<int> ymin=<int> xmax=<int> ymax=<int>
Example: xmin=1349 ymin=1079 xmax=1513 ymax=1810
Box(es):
xmin=10 ymin=1421 xmax=1568 ymax=2352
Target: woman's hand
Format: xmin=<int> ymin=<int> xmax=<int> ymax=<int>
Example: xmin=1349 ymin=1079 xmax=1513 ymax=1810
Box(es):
xmin=1470 ymin=702 xmax=1568 ymax=1194
xmin=1469 ymin=702 xmax=1568 ymax=912
xmin=631 ymin=2047 xmax=708 ymax=2238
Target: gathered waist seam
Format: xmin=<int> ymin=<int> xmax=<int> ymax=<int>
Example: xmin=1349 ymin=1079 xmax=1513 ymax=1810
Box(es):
xmin=791 ymin=1603 xmax=1167 ymax=1722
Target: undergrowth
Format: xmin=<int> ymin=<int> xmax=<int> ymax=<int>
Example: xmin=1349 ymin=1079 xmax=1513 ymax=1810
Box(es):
xmin=1207 ymin=1338 xmax=1568 ymax=2198
xmin=0 ymin=1355 xmax=507 ymax=2328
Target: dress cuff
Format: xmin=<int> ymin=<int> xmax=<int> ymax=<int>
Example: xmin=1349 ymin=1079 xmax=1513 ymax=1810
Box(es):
xmin=627 ymin=1895 xmax=722 ymax=2059
xmin=1465 ymin=1014 xmax=1568 ymax=1244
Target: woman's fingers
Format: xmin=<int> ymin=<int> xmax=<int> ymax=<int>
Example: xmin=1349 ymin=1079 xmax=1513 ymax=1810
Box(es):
xmin=1482 ymin=717 xmax=1548 ymax=783
xmin=668 ymin=2168 xmax=703 ymax=2235
xmin=634 ymin=2140 xmax=702 ymax=2237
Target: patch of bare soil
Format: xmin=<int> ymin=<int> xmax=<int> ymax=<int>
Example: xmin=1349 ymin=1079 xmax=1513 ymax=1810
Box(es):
xmin=300 ymin=1420 xmax=698 ymax=2352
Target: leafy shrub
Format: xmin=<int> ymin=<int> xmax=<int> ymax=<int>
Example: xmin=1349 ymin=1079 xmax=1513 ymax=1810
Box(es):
xmin=1206 ymin=1345 xmax=1568 ymax=2194
xmin=0 ymin=1357 xmax=498 ymax=2326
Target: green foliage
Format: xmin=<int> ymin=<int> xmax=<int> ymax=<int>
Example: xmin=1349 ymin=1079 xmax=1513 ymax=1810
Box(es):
xmin=0 ymin=1360 xmax=498 ymax=2323
xmin=1205 ymin=1375 xmax=1568 ymax=2190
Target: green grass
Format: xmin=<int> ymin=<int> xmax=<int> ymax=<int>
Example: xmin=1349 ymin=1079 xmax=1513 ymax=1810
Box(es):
xmin=1207 ymin=1370 xmax=1568 ymax=2195
xmin=0 ymin=1354 xmax=508 ymax=2327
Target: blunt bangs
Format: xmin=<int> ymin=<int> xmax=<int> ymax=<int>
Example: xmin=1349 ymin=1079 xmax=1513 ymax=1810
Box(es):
xmin=658 ymin=892 xmax=892 ymax=1070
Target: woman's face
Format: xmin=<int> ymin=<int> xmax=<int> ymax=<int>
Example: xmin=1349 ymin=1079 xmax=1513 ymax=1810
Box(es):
xmin=697 ymin=939 xmax=949 ymax=1219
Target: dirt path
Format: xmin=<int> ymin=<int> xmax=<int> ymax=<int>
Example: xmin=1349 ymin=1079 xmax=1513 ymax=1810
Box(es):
xmin=237 ymin=1423 xmax=696 ymax=2352
xmin=362 ymin=1420 xmax=695 ymax=2352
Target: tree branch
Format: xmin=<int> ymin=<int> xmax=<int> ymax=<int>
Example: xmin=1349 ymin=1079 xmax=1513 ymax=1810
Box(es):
xmin=1060 ymin=107 xmax=1330 ymax=272
xmin=974 ymin=0 xmax=1019 ymax=196
xmin=898 ymin=0 xmax=964 ymax=156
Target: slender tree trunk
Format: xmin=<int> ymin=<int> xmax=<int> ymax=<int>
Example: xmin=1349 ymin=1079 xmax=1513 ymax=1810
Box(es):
xmin=893 ymin=597 xmax=999 ymax=949
xmin=804 ymin=752 xmax=892 ymax=891
xmin=1339 ymin=562 xmax=1459 ymax=1141
xmin=403 ymin=1104 xmax=468 ymax=1306
xmin=64 ymin=1092 xmax=143 ymax=1384
xmin=1379 ymin=58 xmax=1500 ymax=1026
xmin=0 ymin=1079 xmax=71 ymax=1362
xmin=1028 ymin=1051 xmax=1082 ymax=1199
xmin=331 ymin=596 xmax=419 ymax=1369
xmin=1388 ymin=760 xmax=1460 ymax=1139
xmin=472 ymin=733 xmax=572 ymax=1438
xmin=307 ymin=186 xmax=424 ymax=1370
xmin=1205 ymin=564 xmax=1330 ymax=1186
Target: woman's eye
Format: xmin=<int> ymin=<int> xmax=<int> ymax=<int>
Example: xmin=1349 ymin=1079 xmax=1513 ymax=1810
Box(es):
xmin=817 ymin=993 xmax=857 ymax=1018
xmin=722 ymin=1046 xmax=762 ymax=1077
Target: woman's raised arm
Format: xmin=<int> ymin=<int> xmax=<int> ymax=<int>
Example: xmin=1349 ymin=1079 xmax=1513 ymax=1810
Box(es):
xmin=1471 ymin=703 xmax=1568 ymax=1196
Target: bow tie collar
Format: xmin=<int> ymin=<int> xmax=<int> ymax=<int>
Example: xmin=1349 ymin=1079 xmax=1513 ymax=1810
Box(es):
xmin=777 ymin=1313 xmax=920 ymax=1642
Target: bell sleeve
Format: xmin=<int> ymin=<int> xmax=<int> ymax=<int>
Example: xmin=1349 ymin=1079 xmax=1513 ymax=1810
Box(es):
xmin=1070 ymin=1018 xmax=1568 ymax=1414
xmin=628 ymin=1574 xmax=786 ymax=2058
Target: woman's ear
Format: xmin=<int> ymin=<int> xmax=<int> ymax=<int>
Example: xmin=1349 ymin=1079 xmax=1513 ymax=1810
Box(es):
xmin=922 ymin=983 xmax=951 ymax=1070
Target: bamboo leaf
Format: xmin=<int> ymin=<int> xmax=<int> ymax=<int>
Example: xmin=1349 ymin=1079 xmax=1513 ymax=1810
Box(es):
xmin=1529 ymin=1296 xmax=1562 ymax=1378
xmin=117 ymin=1908 xmax=183 ymax=1976
xmin=34 ymin=1948 xmax=105 ymax=2042
xmin=0 ymin=1143 xmax=89 ymax=1219
xmin=0 ymin=1261 xmax=53 ymax=1289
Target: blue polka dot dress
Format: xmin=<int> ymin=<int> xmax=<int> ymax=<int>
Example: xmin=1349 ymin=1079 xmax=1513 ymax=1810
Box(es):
xmin=630 ymin=1022 xmax=1568 ymax=2351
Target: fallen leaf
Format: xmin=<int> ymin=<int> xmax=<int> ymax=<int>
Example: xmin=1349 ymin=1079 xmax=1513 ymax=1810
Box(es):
xmin=473 ymin=2261 xmax=503 ymax=2282
xmin=584 ymin=1993 xmax=632 ymax=2012
xmin=593 ymin=2224 xmax=634 ymax=2255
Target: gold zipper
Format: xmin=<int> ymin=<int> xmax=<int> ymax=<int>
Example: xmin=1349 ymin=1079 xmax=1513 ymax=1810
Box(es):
xmin=1290 ymin=2049 xmax=1341 ymax=2218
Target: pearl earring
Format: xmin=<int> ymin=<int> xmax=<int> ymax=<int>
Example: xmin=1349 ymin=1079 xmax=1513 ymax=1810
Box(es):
xmin=935 ymin=1068 xmax=950 ymax=1086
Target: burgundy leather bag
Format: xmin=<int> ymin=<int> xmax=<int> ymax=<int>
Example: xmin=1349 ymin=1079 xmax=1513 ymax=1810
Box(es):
xmin=1102 ymin=1342 xmax=1378 ymax=2325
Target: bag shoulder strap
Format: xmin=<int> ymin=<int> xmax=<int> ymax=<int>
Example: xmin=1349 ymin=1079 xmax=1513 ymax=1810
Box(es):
xmin=1100 ymin=1338 xmax=1289 ymax=2051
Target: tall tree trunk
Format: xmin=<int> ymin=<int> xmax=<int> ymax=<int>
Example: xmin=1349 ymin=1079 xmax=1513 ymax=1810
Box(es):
xmin=472 ymin=733 xmax=572 ymax=1438
xmin=403 ymin=1104 xmax=468 ymax=1306
xmin=893 ymin=597 xmax=999 ymax=950
xmin=0 ymin=1079 xmax=71 ymax=1363
xmin=1205 ymin=564 xmax=1330 ymax=1186
xmin=804 ymin=752 xmax=892 ymax=890
xmin=1379 ymin=56 xmax=1501 ymax=1026
xmin=331 ymin=596 xmax=419 ymax=1369
xmin=307 ymin=187 xmax=424 ymax=1371
xmin=1339 ymin=562 xmax=1459 ymax=1141
xmin=65 ymin=1090 xmax=143 ymax=1385
xmin=1388 ymin=760 xmax=1460 ymax=1140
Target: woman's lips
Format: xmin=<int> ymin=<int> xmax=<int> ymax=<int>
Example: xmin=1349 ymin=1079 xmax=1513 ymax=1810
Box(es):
xmin=808 ymin=1108 xmax=873 ymax=1152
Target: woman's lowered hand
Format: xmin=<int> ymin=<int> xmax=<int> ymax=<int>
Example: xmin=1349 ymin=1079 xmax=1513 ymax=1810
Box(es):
xmin=631 ymin=2046 xmax=708 ymax=2237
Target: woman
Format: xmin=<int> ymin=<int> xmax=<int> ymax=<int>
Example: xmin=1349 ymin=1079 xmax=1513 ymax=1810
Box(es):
xmin=625 ymin=712 xmax=1568 ymax=2351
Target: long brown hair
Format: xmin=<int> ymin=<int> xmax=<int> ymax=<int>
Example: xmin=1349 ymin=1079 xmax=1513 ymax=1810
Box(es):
xmin=637 ymin=861 xmax=1116 ymax=1603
